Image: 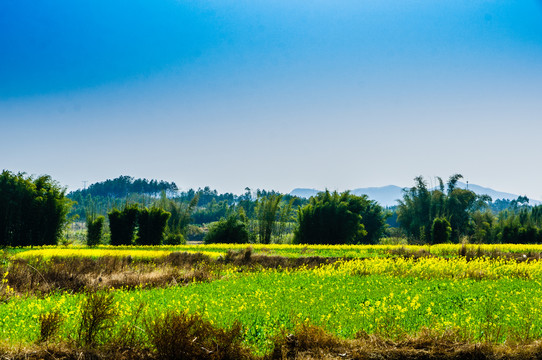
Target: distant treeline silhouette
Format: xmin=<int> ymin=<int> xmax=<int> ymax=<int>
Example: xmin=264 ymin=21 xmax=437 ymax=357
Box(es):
xmin=69 ymin=176 xmax=178 ymax=198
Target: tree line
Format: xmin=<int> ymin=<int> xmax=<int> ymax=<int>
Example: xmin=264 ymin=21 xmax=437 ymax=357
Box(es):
xmin=0 ymin=171 xmax=71 ymax=246
xmin=69 ymin=176 xmax=178 ymax=201
xmin=81 ymin=189 xmax=389 ymax=246
xmin=3 ymin=171 xmax=542 ymax=247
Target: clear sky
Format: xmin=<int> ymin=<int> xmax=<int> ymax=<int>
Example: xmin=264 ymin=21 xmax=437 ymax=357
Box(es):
xmin=1 ymin=0 xmax=542 ymax=199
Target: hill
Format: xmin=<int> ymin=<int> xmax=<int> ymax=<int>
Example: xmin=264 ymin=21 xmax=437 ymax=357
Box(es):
xmin=290 ymin=183 xmax=540 ymax=207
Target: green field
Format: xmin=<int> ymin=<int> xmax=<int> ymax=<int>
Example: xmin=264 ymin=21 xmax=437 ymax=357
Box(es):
xmin=2 ymin=244 xmax=542 ymax=358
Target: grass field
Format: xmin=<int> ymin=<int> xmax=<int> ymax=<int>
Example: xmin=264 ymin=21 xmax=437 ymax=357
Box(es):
xmin=2 ymin=244 xmax=542 ymax=359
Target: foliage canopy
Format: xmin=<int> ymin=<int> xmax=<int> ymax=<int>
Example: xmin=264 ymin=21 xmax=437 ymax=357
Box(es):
xmin=397 ymin=174 xmax=490 ymax=243
xmin=294 ymin=190 xmax=384 ymax=245
xmin=204 ymin=214 xmax=250 ymax=244
xmin=0 ymin=170 xmax=72 ymax=246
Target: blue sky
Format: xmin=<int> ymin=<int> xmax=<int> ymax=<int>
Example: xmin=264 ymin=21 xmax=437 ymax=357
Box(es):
xmin=1 ymin=0 xmax=542 ymax=200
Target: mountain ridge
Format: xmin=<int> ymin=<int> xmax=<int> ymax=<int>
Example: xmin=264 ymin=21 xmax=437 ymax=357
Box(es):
xmin=290 ymin=183 xmax=540 ymax=207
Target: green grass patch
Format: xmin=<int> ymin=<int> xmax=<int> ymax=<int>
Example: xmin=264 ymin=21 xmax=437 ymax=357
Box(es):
xmin=2 ymin=264 xmax=542 ymax=354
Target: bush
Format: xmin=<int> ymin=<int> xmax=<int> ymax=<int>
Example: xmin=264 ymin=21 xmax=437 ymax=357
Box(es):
xmin=204 ymin=215 xmax=249 ymax=244
xmin=86 ymin=216 xmax=104 ymax=246
xmin=77 ymin=292 xmax=117 ymax=347
xmin=39 ymin=311 xmax=63 ymax=343
xmin=145 ymin=310 xmax=247 ymax=360
xmin=164 ymin=233 xmax=186 ymax=245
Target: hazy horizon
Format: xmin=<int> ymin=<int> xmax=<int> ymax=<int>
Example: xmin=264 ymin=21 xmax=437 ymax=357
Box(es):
xmin=2 ymin=1 xmax=542 ymax=199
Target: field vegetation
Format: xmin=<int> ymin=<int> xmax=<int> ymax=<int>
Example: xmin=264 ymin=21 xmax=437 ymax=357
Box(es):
xmin=0 ymin=245 xmax=541 ymax=359
xmin=4 ymin=172 xmax=542 ymax=358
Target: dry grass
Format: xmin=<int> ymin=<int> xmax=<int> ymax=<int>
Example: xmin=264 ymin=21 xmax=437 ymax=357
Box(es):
xmin=3 ymin=323 xmax=542 ymax=359
xmin=5 ymin=254 xmax=216 ymax=294
xmin=38 ymin=311 xmax=63 ymax=344
xmin=4 ymin=250 xmax=340 ymax=295
xmin=266 ymin=323 xmax=542 ymax=360
xmin=144 ymin=310 xmax=251 ymax=360
xmin=388 ymin=244 xmax=542 ymax=263
xmin=7 ymin=246 xmax=541 ymax=295
xmin=0 ymin=343 xmax=155 ymax=360
xmin=220 ymin=247 xmax=340 ymax=269
xmin=77 ymin=292 xmax=118 ymax=347
xmin=388 ymin=246 xmax=437 ymax=260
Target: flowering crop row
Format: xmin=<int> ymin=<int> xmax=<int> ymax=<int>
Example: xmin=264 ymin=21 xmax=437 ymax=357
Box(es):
xmin=13 ymin=248 xmax=220 ymax=261
xmin=10 ymin=243 xmax=542 ymax=261
xmin=2 ymin=254 xmax=542 ymax=353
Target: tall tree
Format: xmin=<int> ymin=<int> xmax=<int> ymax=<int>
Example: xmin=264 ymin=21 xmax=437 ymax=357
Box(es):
xmin=396 ymin=176 xmax=434 ymax=242
xmin=108 ymin=205 xmax=139 ymax=246
xmin=203 ymin=213 xmax=249 ymax=244
xmin=397 ymin=174 xmax=490 ymax=243
xmin=256 ymin=194 xmax=283 ymax=244
xmin=156 ymin=192 xmax=199 ymax=242
xmin=136 ymin=207 xmax=171 ymax=245
xmin=0 ymin=171 xmax=72 ymax=246
xmin=294 ymin=190 xmax=370 ymax=245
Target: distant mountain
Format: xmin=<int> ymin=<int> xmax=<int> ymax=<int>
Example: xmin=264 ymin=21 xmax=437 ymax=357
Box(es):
xmin=289 ymin=186 xmax=403 ymax=207
xmin=289 ymin=188 xmax=320 ymax=198
xmin=290 ymin=183 xmax=540 ymax=207
xmin=351 ymin=185 xmax=404 ymax=207
xmin=454 ymin=182 xmax=536 ymax=203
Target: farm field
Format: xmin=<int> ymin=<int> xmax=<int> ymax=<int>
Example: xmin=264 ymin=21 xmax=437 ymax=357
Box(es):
xmin=11 ymin=242 xmax=542 ymax=260
xmin=2 ymin=244 xmax=542 ymax=359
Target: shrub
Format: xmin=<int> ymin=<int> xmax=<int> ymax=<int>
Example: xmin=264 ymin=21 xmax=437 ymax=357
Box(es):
xmin=77 ymin=292 xmax=117 ymax=346
xmin=86 ymin=216 xmax=104 ymax=246
xmin=204 ymin=215 xmax=249 ymax=244
xmin=145 ymin=310 xmax=247 ymax=360
xmin=111 ymin=302 xmax=146 ymax=348
xmin=39 ymin=311 xmax=63 ymax=343
xmin=186 ymin=224 xmax=205 ymax=242
xmin=164 ymin=233 xmax=186 ymax=245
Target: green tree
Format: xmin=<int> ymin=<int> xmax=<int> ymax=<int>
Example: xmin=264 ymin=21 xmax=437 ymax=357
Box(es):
xmin=293 ymin=190 xmax=369 ymax=245
xmin=396 ymin=176 xmax=434 ymax=242
xmin=137 ymin=207 xmax=171 ymax=246
xmin=431 ymin=217 xmax=451 ymax=244
xmin=237 ymin=187 xmax=257 ymax=219
xmin=355 ymin=196 xmax=389 ymax=244
xmin=470 ymin=210 xmax=494 ymax=244
xmin=517 ymin=226 xmax=539 ymax=244
xmin=0 ymin=171 xmax=72 ymax=246
xmin=397 ymin=174 xmax=490 ymax=243
xmin=255 ymin=194 xmax=283 ymax=244
xmin=86 ymin=216 xmax=105 ymax=246
xmin=156 ymin=192 xmax=198 ymax=244
xmin=445 ymin=182 xmax=490 ymax=241
xmin=204 ymin=214 xmax=249 ymax=244
xmin=108 ymin=205 xmax=139 ymax=246
xmin=277 ymin=198 xmax=295 ymax=240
